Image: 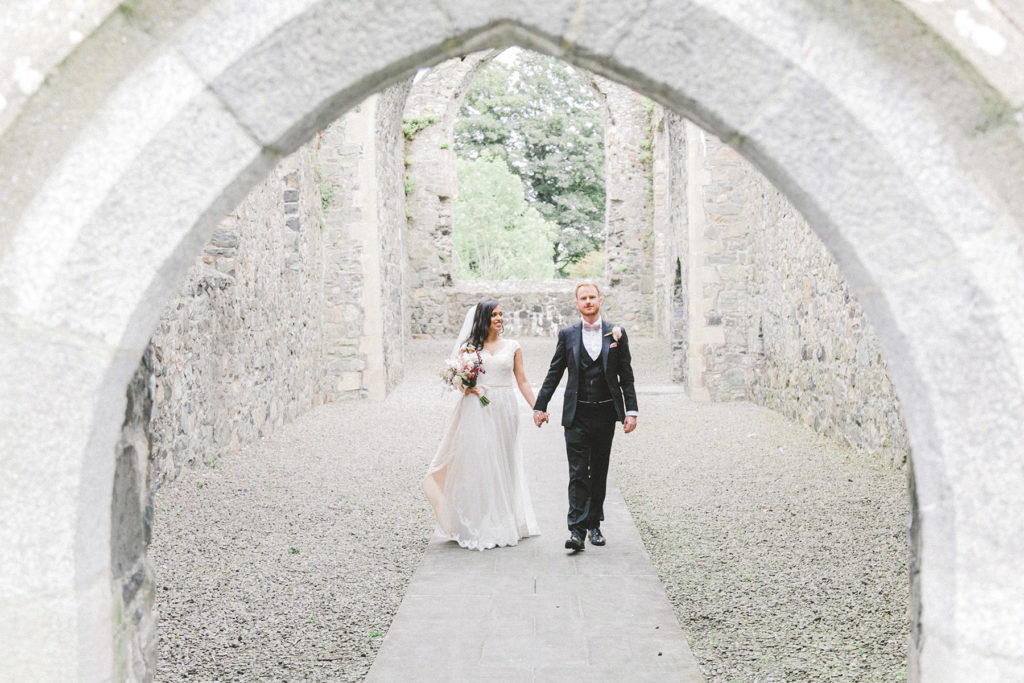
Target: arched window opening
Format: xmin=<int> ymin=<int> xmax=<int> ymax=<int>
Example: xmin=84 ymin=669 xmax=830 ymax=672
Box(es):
xmin=453 ymin=48 xmax=606 ymax=279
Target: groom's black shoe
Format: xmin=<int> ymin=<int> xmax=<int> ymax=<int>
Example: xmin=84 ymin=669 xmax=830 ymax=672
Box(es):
xmin=588 ymin=528 xmax=606 ymax=546
xmin=565 ymin=531 xmax=585 ymax=551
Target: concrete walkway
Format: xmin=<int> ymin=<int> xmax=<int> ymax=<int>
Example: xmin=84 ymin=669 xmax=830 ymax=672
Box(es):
xmin=366 ymin=391 xmax=704 ymax=682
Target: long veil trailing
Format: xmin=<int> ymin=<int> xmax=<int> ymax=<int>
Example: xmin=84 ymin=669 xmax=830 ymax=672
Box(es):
xmin=450 ymin=305 xmax=477 ymax=359
xmin=423 ymin=306 xmax=478 ymax=529
xmin=421 ymin=304 xmax=539 ymax=550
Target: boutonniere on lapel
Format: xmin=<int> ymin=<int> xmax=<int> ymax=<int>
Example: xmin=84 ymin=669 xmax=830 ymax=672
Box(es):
xmin=604 ymin=326 xmax=623 ymax=348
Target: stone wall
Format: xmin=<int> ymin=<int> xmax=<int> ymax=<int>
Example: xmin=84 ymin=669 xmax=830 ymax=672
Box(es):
xmin=317 ymin=84 xmax=412 ymax=399
xmin=686 ymin=122 xmax=760 ymax=402
xmin=110 ymin=141 xmax=333 ymax=675
xmin=376 ymin=82 xmax=414 ymax=390
xmin=654 ymin=112 xmax=910 ymax=464
xmin=110 ymin=356 xmax=157 ymax=682
xmin=405 ymin=54 xmax=495 ymax=337
xmin=412 ymin=280 xmax=583 ymax=339
xmin=111 ymin=86 xmax=411 ymax=676
xmin=146 ymin=142 xmax=329 ymax=487
xmin=652 ymin=109 xmax=689 ymax=383
xmin=744 ymin=172 xmax=911 ymax=464
xmin=592 ymin=76 xmax=655 ymax=332
xmin=404 ymin=55 xmax=657 ymax=338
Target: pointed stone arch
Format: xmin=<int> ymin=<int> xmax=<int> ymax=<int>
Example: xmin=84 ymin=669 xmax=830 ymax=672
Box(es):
xmin=2 ymin=2 xmax=1024 ymax=679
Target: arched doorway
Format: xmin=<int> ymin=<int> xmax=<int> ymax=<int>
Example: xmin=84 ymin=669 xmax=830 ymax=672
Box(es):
xmin=2 ymin=3 xmax=1023 ymax=679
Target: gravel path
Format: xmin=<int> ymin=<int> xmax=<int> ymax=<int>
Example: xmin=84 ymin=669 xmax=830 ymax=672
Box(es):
xmin=613 ymin=343 xmax=911 ymax=682
xmin=150 ymin=336 xmax=909 ymax=681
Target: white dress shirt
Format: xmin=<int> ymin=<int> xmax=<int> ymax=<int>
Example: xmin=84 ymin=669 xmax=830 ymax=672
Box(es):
xmin=581 ymin=317 xmax=604 ymax=360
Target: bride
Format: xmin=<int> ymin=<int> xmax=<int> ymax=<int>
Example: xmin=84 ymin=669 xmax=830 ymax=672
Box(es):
xmin=422 ymin=300 xmax=541 ymax=550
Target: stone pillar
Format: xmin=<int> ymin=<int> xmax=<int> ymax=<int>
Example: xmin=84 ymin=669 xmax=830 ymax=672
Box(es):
xmin=375 ymin=81 xmax=413 ymax=391
xmin=683 ymin=121 xmax=752 ymax=401
xmin=593 ymin=76 xmax=656 ymax=333
xmin=319 ymin=84 xmax=410 ymax=399
xmin=652 ymin=108 xmax=689 ymax=383
xmin=404 ymin=53 xmax=495 ymax=336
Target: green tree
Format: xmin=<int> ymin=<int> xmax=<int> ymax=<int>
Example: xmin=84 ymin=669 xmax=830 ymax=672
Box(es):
xmin=454 ymin=158 xmax=557 ymax=280
xmin=455 ymin=50 xmax=605 ymax=276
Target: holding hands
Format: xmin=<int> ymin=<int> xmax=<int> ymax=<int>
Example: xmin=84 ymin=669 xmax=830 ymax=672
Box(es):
xmin=623 ymin=415 xmax=637 ymax=434
xmin=533 ymin=410 xmax=549 ymax=428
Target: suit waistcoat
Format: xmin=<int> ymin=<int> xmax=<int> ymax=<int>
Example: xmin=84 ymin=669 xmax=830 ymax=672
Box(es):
xmin=578 ymin=335 xmax=612 ymax=402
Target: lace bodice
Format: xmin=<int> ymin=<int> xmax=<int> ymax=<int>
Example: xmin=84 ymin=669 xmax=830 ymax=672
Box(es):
xmin=476 ymin=339 xmax=519 ymax=388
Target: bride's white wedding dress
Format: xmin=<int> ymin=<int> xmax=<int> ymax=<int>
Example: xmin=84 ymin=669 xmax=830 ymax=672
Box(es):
xmin=422 ymin=339 xmax=540 ymax=550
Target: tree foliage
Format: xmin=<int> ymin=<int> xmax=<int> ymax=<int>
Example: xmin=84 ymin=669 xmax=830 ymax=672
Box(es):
xmin=453 ymin=158 xmax=557 ymax=280
xmin=455 ymin=49 xmax=605 ymax=276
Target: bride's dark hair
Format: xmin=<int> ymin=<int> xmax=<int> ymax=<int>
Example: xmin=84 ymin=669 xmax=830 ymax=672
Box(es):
xmin=466 ymin=299 xmax=500 ymax=350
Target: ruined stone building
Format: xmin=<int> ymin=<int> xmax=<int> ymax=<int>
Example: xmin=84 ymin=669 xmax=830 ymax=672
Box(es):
xmin=3 ymin=2 xmax=1024 ymax=680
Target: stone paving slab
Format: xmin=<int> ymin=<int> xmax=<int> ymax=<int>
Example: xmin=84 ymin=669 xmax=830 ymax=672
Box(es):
xmin=366 ymin=396 xmax=704 ymax=681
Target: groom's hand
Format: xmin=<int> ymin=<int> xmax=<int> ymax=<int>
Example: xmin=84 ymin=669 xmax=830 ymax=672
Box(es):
xmin=623 ymin=416 xmax=637 ymax=434
xmin=533 ymin=410 xmax=549 ymax=428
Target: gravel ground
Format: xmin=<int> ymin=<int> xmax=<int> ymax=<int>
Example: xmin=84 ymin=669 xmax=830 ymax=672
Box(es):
xmin=150 ymin=336 xmax=910 ymax=681
xmin=614 ymin=342 xmax=911 ymax=682
xmin=149 ymin=342 xmax=450 ymax=681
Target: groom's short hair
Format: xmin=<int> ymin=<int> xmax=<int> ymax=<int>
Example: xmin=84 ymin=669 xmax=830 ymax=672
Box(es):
xmin=574 ymin=282 xmax=601 ymax=299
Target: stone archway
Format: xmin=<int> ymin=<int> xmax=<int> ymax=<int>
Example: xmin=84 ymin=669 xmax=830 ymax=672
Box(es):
xmin=2 ymin=2 xmax=1023 ymax=680
xmin=403 ymin=49 xmax=655 ymax=336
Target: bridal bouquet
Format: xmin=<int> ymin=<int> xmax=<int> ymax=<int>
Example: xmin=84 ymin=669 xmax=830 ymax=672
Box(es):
xmin=441 ymin=347 xmax=490 ymax=406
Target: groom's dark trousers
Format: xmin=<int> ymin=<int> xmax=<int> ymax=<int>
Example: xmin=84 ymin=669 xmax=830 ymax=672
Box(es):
xmin=535 ymin=321 xmax=637 ymax=536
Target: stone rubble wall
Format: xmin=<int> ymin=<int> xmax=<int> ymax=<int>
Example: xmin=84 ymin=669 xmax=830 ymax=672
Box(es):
xmin=404 ymin=56 xmax=656 ymax=338
xmin=413 ymin=280 xmax=583 ymax=340
xmin=655 ymin=112 xmax=910 ymax=464
xmin=405 ymin=53 xmax=496 ymax=337
xmin=145 ymin=142 xmax=329 ymax=487
xmin=317 ymin=118 xmax=370 ymax=399
xmin=376 ymin=82 xmax=414 ymax=390
xmin=111 ymin=140 xmax=331 ymax=677
xmin=685 ymin=122 xmax=759 ymax=402
xmin=592 ymin=76 xmax=656 ymax=332
xmin=651 ymin=109 xmax=689 ymax=383
xmin=112 ymin=85 xmax=411 ymax=676
xmin=744 ymin=171 xmax=912 ymax=464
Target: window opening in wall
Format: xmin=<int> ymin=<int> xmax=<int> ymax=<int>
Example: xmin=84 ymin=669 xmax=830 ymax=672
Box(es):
xmin=453 ymin=47 xmax=605 ymax=279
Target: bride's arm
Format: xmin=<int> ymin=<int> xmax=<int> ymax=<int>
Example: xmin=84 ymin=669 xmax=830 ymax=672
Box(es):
xmin=512 ymin=348 xmax=537 ymax=408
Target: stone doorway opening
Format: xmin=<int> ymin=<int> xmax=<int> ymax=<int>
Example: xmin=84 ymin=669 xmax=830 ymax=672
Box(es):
xmin=3 ymin=3 xmax=1024 ymax=681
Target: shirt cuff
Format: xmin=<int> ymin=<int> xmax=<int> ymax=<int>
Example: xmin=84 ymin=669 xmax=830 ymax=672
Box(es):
xmin=625 ymin=411 xmax=638 ymax=417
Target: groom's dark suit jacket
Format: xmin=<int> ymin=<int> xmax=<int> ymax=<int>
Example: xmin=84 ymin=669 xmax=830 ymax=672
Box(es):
xmin=534 ymin=321 xmax=638 ymax=428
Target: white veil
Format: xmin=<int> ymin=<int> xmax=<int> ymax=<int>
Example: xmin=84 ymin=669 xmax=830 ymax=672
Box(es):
xmin=450 ymin=305 xmax=478 ymax=360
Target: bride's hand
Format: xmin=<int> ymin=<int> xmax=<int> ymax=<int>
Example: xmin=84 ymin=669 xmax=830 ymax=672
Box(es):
xmin=465 ymin=386 xmax=481 ymax=398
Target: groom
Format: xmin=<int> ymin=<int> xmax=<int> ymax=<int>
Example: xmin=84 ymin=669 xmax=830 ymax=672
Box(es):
xmin=533 ymin=282 xmax=638 ymax=551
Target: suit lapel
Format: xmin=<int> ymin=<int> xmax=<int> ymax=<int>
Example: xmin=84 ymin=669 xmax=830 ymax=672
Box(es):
xmin=600 ymin=320 xmax=611 ymax=373
xmin=570 ymin=322 xmax=582 ymax=369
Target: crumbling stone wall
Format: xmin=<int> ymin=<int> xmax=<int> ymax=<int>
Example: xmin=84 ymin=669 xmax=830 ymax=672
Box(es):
xmin=655 ymin=112 xmax=909 ymax=463
xmin=404 ymin=55 xmax=657 ymax=337
xmin=685 ymin=124 xmax=759 ymax=401
xmin=591 ymin=76 xmax=655 ymax=332
xmin=651 ymin=109 xmax=689 ymax=383
xmin=317 ymin=84 xmax=412 ymax=399
xmin=112 ymin=86 xmax=411 ymax=674
xmin=145 ymin=142 xmax=329 ymax=487
xmin=744 ymin=172 xmax=911 ymax=464
xmin=111 ymin=142 xmax=330 ymax=676
xmin=405 ymin=53 xmax=495 ymax=336
xmin=376 ymin=82 xmax=414 ymax=389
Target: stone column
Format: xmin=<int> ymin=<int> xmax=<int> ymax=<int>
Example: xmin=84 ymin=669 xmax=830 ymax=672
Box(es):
xmin=318 ymin=84 xmax=410 ymax=400
xmin=404 ymin=53 xmax=496 ymax=336
xmin=592 ymin=76 xmax=656 ymax=333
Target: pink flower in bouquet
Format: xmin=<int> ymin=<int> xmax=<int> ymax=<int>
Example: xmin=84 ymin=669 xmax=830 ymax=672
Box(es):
xmin=440 ymin=346 xmax=489 ymax=406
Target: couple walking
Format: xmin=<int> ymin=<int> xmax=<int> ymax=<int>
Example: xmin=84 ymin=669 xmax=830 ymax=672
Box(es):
xmin=422 ymin=282 xmax=638 ymax=552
